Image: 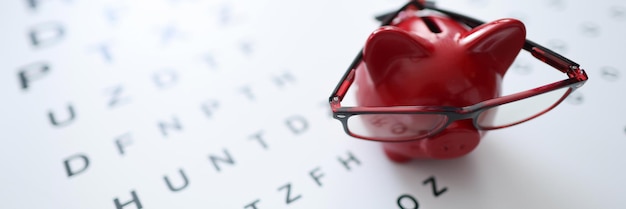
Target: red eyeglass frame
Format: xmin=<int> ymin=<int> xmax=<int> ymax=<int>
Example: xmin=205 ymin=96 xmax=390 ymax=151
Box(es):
xmin=328 ymin=0 xmax=589 ymax=142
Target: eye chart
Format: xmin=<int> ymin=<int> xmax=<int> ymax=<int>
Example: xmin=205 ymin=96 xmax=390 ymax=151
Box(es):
xmin=1 ymin=0 xmax=625 ymax=208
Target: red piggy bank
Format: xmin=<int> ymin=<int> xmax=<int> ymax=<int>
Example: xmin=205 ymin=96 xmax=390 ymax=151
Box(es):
xmin=354 ymin=10 xmax=526 ymax=161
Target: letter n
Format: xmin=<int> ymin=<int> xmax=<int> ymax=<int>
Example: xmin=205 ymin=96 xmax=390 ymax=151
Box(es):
xmin=209 ymin=149 xmax=235 ymax=172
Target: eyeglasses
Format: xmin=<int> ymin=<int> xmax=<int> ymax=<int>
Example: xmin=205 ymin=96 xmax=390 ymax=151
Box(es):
xmin=328 ymin=0 xmax=588 ymax=142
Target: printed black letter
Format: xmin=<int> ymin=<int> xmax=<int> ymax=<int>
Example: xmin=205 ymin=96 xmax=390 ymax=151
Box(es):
xmin=278 ymin=183 xmax=301 ymax=205
xmin=160 ymin=25 xmax=183 ymax=44
xmin=249 ymin=131 xmax=268 ymax=150
xmin=566 ymin=91 xmax=584 ymax=105
xmin=18 ymin=62 xmax=50 ymax=91
xmin=201 ymin=99 xmax=220 ymax=119
xmin=601 ymin=66 xmax=619 ymax=82
xmin=272 ymin=71 xmax=296 ymax=88
xmin=64 ymin=153 xmax=89 ymax=178
xmin=26 ymin=0 xmax=41 ymax=10
xmin=239 ymin=86 xmax=255 ymax=101
xmin=92 ymin=43 xmax=113 ymax=62
xmin=163 ymin=168 xmax=190 ymax=192
xmin=285 ymin=115 xmax=308 ymax=135
xmin=204 ymin=53 xmax=218 ymax=70
xmin=240 ymin=41 xmax=253 ymax=56
xmin=244 ymin=199 xmax=260 ymax=209
xmin=29 ymin=22 xmax=65 ymax=48
xmin=158 ymin=116 xmax=182 ymax=138
xmin=48 ymin=104 xmax=76 ymax=127
xmin=209 ymin=149 xmax=235 ymax=172
xmin=422 ymin=176 xmax=447 ymax=197
xmin=113 ymin=190 xmax=143 ymax=209
xmin=104 ymin=7 xmax=121 ymax=24
xmin=26 ymin=0 xmax=70 ymax=10
xmin=397 ymin=194 xmax=419 ymax=209
xmin=115 ymin=133 xmax=133 ymax=156
xmin=106 ymin=85 xmax=130 ymax=108
xmin=309 ymin=167 xmax=324 ymax=187
xmin=338 ymin=151 xmax=361 ymax=171
xmin=153 ymin=70 xmax=178 ymax=89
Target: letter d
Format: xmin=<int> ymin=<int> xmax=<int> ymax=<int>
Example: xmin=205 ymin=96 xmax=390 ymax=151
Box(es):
xmin=63 ymin=153 xmax=89 ymax=178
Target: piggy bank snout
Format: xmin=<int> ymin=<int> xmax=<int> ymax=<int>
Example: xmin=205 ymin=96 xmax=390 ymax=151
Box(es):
xmin=422 ymin=120 xmax=480 ymax=159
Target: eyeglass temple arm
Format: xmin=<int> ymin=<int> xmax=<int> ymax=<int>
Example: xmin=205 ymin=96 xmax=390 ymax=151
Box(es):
xmin=329 ymin=2 xmax=419 ymax=104
xmin=376 ymin=1 xmax=581 ymax=74
xmin=423 ymin=4 xmax=581 ymax=73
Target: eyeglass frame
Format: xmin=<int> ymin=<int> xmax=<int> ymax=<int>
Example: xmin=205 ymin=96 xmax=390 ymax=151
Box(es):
xmin=328 ymin=0 xmax=589 ymax=142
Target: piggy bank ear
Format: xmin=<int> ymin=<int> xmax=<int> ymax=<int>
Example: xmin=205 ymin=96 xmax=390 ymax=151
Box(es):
xmin=461 ymin=18 xmax=526 ymax=75
xmin=363 ymin=26 xmax=433 ymax=85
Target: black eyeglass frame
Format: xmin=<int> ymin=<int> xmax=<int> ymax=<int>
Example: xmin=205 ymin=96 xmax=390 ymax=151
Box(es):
xmin=328 ymin=0 xmax=589 ymax=142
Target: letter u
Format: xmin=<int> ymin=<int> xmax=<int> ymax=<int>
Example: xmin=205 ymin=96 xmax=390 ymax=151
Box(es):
xmin=48 ymin=104 xmax=76 ymax=127
xmin=163 ymin=168 xmax=189 ymax=192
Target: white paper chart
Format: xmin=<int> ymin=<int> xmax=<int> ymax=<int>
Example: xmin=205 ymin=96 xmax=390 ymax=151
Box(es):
xmin=1 ymin=0 xmax=625 ymax=208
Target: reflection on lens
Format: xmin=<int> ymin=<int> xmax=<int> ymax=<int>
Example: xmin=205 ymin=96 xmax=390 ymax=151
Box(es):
xmin=347 ymin=113 xmax=447 ymax=141
xmin=477 ymin=87 xmax=570 ymax=129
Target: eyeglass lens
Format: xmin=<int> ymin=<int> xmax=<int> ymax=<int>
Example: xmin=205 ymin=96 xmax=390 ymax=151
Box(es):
xmin=347 ymin=113 xmax=448 ymax=141
xmin=476 ymin=87 xmax=571 ymax=129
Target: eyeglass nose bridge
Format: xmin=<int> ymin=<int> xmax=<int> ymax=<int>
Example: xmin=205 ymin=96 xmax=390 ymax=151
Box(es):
xmin=424 ymin=110 xmax=484 ymax=138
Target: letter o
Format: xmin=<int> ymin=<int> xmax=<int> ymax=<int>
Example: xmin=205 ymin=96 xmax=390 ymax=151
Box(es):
xmin=397 ymin=194 xmax=419 ymax=209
